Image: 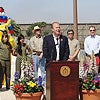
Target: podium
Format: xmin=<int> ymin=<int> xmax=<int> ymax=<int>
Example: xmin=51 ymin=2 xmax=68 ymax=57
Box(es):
xmin=46 ymin=61 xmax=79 ymax=100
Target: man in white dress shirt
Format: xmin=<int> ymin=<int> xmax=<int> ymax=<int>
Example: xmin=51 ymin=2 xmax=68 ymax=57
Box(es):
xmin=84 ymin=26 xmax=100 ymax=73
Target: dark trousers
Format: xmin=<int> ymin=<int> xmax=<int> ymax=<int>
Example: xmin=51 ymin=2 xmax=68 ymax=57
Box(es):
xmin=0 ymin=63 xmax=3 ymax=88
xmin=0 ymin=60 xmax=11 ymax=89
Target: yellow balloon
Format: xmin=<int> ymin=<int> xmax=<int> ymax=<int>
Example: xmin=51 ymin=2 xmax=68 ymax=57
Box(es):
xmin=0 ymin=31 xmax=3 ymax=42
xmin=9 ymin=35 xmax=16 ymax=48
xmin=0 ymin=25 xmax=6 ymax=31
xmin=0 ymin=19 xmax=11 ymax=31
xmin=5 ymin=19 xmax=11 ymax=26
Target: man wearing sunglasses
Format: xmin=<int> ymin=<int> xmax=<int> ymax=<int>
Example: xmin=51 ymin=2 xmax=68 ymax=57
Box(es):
xmin=84 ymin=26 xmax=100 ymax=73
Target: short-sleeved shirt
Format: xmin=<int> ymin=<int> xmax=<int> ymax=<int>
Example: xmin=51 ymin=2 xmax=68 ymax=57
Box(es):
xmin=68 ymin=38 xmax=80 ymax=56
xmin=15 ymin=44 xmax=28 ymax=59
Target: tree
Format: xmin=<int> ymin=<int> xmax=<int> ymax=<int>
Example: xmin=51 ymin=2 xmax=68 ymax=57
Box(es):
xmin=11 ymin=19 xmax=21 ymax=36
xmin=26 ymin=22 xmax=50 ymax=36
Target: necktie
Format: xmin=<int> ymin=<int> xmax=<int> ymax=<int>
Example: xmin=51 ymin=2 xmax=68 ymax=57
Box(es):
xmin=56 ymin=38 xmax=58 ymax=45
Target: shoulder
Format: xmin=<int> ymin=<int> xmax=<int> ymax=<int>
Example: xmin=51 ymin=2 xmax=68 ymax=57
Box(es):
xmin=29 ymin=36 xmax=35 ymax=41
xmin=30 ymin=36 xmax=35 ymax=40
xmin=85 ymin=36 xmax=90 ymax=41
xmin=95 ymin=35 xmax=100 ymax=39
xmin=60 ymin=35 xmax=66 ymax=38
xmin=44 ymin=34 xmax=52 ymax=40
xmin=60 ymin=35 xmax=68 ymax=40
xmin=73 ymin=38 xmax=79 ymax=43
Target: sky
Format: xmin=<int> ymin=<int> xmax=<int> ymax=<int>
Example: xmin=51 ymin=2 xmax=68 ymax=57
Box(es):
xmin=0 ymin=0 xmax=100 ymax=24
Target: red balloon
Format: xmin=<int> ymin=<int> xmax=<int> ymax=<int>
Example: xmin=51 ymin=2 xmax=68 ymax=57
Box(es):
xmin=9 ymin=30 xmax=14 ymax=34
xmin=0 ymin=7 xmax=3 ymax=12
xmin=3 ymin=19 xmax=8 ymax=23
xmin=0 ymin=19 xmax=3 ymax=22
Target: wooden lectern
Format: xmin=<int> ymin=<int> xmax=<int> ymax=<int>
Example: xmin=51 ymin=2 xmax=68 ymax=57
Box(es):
xmin=46 ymin=61 xmax=79 ymax=100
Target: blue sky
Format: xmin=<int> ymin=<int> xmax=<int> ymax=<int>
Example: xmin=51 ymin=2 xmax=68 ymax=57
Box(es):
xmin=0 ymin=0 xmax=100 ymax=24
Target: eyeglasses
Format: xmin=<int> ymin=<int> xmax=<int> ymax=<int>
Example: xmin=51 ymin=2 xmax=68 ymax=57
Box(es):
xmin=90 ymin=30 xmax=95 ymax=32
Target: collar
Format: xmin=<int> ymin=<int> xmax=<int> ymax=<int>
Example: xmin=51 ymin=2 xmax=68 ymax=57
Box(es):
xmin=53 ymin=34 xmax=60 ymax=39
xmin=35 ymin=35 xmax=41 ymax=38
xmin=91 ymin=34 xmax=96 ymax=38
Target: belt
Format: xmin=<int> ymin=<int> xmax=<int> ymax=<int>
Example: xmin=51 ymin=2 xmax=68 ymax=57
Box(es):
xmin=33 ymin=52 xmax=42 ymax=56
xmin=86 ymin=53 xmax=99 ymax=57
xmin=95 ymin=53 xmax=99 ymax=57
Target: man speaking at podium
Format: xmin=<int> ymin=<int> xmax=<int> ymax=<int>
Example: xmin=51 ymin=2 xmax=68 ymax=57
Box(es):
xmin=43 ymin=22 xmax=69 ymax=63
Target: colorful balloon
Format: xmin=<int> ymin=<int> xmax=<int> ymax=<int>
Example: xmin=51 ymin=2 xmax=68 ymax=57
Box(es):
xmin=0 ymin=7 xmax=4 ymax=12
xmin=8 ymin=25 xmax=13 ymax=30
xmin=9 ymin=30 xmax=14 ymax=35
xmin=3 ymin=19 xmax=8 ymax=23
xmin=2 ymin=16 xmax=8 ymax=20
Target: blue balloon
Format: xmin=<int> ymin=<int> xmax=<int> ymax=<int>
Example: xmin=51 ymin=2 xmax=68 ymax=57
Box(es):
xmin=8 ymin=25 xmax=13 ymax=30
xmin=2 ymin=16 xmax=8 ymax=20
xmin=0 ymin=16 xmax=3 ymax=19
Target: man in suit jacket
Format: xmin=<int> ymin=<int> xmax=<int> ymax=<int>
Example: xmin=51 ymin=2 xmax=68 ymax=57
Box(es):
xmin=43 ymin=22 xmax=70 ymax=63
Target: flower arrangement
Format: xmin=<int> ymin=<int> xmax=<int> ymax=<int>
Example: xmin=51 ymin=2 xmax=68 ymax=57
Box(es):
xmin=12 ymin=58 xmax=44 ymax=95
xmin=80 ymin=51 xmax=100 ymax=91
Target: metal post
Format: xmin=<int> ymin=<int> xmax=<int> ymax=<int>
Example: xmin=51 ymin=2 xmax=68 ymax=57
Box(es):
xmin=73 ymin=0 xmax=78 ymax=39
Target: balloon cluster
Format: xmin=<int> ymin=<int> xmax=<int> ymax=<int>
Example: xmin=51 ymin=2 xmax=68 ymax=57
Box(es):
xmin=0 ymin=7 xmax=14 ymax=34
xmin=0 ymin=7 xmax=15 ymax=48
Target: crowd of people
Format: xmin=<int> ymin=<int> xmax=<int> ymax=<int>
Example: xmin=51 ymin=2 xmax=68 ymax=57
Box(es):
xmin=0 ymin=21 xmax=100 ymax=92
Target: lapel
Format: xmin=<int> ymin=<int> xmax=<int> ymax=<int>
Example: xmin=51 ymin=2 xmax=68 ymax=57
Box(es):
xmin=50 ymin=34 xmax=55 ymax=47
xmin=59 ymin=35 xmax=63 ymax=49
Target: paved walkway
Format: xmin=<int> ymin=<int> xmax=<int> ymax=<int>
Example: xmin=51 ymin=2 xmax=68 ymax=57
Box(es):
xmin=0 ymin=88 xmax=16 ymax=100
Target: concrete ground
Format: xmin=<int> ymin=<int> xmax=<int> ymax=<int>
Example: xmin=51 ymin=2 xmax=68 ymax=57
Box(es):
xmin=0 ymin=88 xmax=16 ymax=100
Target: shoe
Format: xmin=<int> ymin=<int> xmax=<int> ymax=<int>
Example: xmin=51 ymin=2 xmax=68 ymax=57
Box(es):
xmin=0 ymin=86 xmax=2 ymax=89
xmin=0 ymin=85 xmax=2 ymax=90
xmin=6 ymin=87 xmax=10 ymax=90
xmin=0 ymin=86 xmax=2 ymax=91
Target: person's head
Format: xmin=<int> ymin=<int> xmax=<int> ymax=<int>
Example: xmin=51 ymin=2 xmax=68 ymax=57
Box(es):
xmin=89 ymin=26 xmax=96 ymax=36
xmin=2 ymin=30 xmax=9 ymax=43
xmin=51 ymin=22 xmax=61 ymax=37
xmin=67 ymin=30 xmax=74 ymax=40
xmin=17 ymin=34 xmax=25 ymax=45
xmin=32 ymin=26 xmax=41 ymax=36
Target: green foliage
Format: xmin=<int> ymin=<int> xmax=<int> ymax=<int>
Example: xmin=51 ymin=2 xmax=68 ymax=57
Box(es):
xmin=80 ymin=73 xmax=98 ymax=91
xmin=11 ymin=19 xmax=21 ymax=36
xmin=26 ymin=22 xmax=49 ymax=36
xmin=80 ymin=51 xmax=100 ymax=91
xmin=43 ymin=30 xmax=51 ymax=36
